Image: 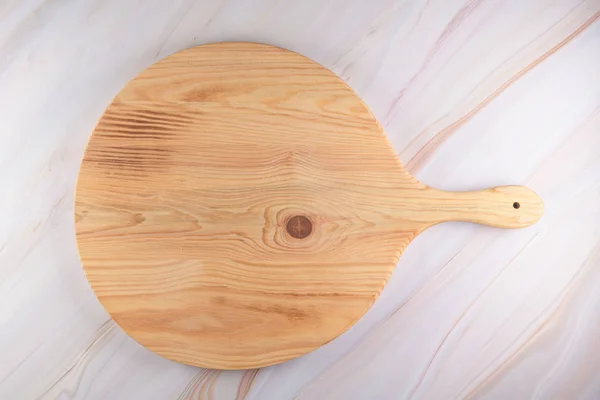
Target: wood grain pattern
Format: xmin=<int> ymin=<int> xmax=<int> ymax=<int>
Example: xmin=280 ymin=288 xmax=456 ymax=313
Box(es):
xmin=2 ymin=1 xmax=599 ymax=398
xmin=74 ymin=42 xmax=542 ymax=370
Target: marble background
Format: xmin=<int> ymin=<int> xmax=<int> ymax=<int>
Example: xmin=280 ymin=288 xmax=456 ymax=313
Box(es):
xmin=1 ymin=0 xmax=599 ymax=399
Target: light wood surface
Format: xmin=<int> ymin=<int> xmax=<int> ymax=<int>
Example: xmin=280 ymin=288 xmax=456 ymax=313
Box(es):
xmin=75 ymin=42 xmax=542 ymax=370
xmin=1 ymin=0 xmax=599 ymax=398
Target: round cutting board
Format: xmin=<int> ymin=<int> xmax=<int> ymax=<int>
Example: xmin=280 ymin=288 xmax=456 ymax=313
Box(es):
xmin=75 ymin=42 xmax=543 ymax=369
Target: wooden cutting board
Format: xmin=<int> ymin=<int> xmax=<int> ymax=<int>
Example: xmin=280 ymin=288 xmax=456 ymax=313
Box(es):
xmin=75 ymin=42 xmax=543 ymax=370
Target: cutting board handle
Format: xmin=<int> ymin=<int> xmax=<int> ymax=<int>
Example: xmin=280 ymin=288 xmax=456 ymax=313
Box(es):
xmin=421 ymin=185 xmax=543 ymax=228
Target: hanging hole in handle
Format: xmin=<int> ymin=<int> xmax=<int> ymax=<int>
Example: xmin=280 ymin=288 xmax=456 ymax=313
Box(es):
xmin=513 ymin=202 xmax=520 ymax=209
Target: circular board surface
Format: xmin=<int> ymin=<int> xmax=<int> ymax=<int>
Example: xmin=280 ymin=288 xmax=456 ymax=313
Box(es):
xmin=75 ymin=42 xmax=543 ymax=369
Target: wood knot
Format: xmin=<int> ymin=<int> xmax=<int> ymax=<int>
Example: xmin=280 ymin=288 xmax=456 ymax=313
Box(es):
xmin=286 ymin=215 xmax=312 ymax=239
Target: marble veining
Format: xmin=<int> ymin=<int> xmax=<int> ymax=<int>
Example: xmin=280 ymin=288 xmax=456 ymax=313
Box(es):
xmin=1 ymin=1 xmax=599 ymax=399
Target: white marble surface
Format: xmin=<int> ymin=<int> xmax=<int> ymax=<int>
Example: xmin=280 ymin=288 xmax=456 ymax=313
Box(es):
xmin=1 ymin=1 xmax=600 ymax=399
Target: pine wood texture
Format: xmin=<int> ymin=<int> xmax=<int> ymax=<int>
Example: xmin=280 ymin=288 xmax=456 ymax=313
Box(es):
xmin=74 ymin=42 xmax=543 ymax=370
